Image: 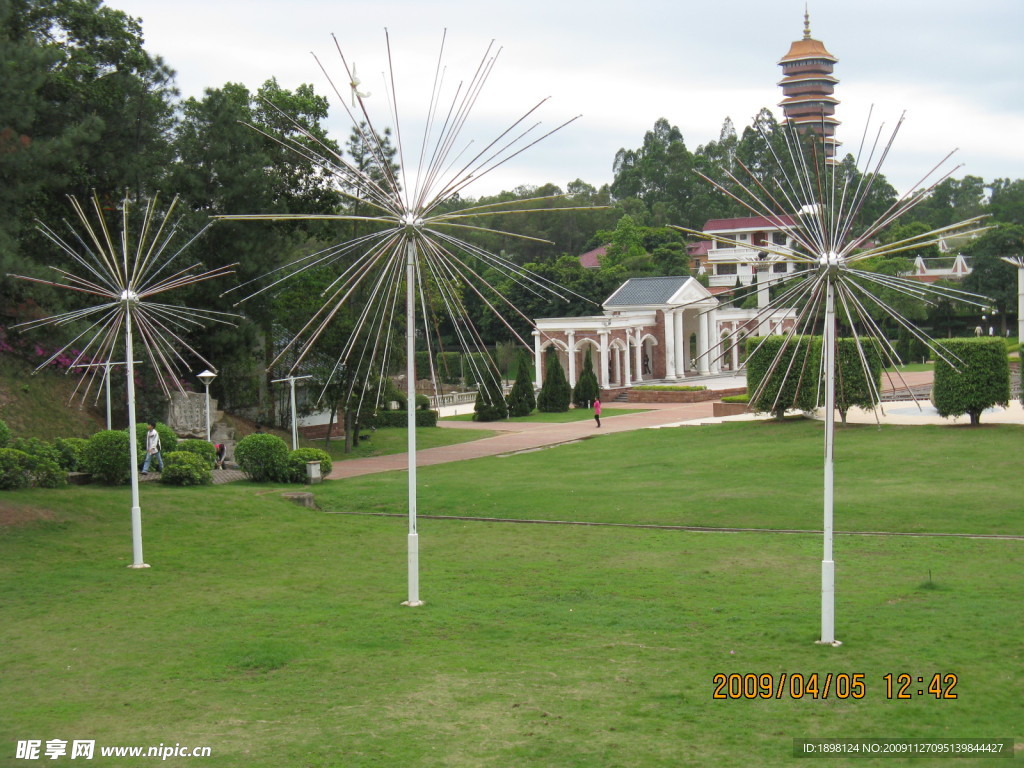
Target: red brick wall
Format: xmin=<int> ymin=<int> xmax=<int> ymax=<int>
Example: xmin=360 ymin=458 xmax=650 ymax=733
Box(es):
xmin=621 ymin=386 xmax=747 ymax=403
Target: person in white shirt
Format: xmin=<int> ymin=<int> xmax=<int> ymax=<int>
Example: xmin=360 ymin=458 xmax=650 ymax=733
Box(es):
xmin=141 ymin=422 xmax=163 ymax=474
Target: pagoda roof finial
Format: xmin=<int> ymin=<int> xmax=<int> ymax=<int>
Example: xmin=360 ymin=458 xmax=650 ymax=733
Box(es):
xmin=804 ymin=4 xmax=812 ymax=40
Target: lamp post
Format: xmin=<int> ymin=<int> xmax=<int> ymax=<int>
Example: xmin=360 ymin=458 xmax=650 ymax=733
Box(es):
xmin=197 ymin=369 xmax=217 ymax=442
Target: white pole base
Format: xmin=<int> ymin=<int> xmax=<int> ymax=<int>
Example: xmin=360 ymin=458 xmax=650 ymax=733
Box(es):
xmin=402 ymin=532 xmax=423 ymax=607
xmin=127 ymin=563 xmax=151 ymax=569
xmin=819 ymin=558 xmax=836 ymax=645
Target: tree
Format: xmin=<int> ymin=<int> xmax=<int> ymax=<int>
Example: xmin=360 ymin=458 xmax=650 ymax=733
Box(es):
xmin=1 ymin=0 xmax=178 ymax=302
xmin=572 ymin=347 xmax=600 ymax=408
xmin=536 ymin=346 xmax=570 ymax=412
xmin=168 ymin=78 xmax=342 ymax=420
xmin=506 ymin=349 xmax=536 ymax=417
xmin=932 ymin=338 xmax=1009 ymax=426
xmin=963 ymin=224 xmax=1024 ymax=334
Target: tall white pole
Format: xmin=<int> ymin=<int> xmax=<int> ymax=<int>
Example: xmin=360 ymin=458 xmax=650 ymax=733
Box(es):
xmin=124 ymin=298 xmax=149 ymax=569
xmin=403 ymin=239 xmax=423 ymax=606
xmin=105 ymin=362 xmax=113 ymax=430
xmin=204 ymin=381 xmax=212 ymax=443
xmin=819 ymin=278 xmax=837 ymax=645
xmin=289 ymin=378 xmax=299 ymax=450
xmin=1017 ymin=267 xmax=1024 ymax=341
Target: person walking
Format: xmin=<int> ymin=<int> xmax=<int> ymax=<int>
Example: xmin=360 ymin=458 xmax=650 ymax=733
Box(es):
xmin=593 ymin=397 xmax=601 ymax=428
xmin=141 ymin=422 xmax=163 ymax=474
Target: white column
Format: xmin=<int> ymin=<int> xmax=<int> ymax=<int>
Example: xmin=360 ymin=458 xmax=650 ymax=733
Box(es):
xmin=533 ymin=330 xmax=543 ymax=389
xmin=567 ymin=331 xmax=577 ymax=386
xmin=613 ymin=345 xmax=622 ymax=385
xmin=623 ymin=333 xmax=633 ymax=386
xmin=1018 ymin=268 xmax=1024 ymax=341
xmin=757 ymin=266 xmax=771 ymax=337
xmin=663 ymin=310 xmax=677 ymax=380
xmin=681 ymin=311 xmax=691 ymax=373
xmin=731 ymin=331 xmax=740 ymax=371
xmin=709 ymin=308 xmax=720 ymax=374
xmin=697 ymin=310 xmax=710 ymax=375
xmin=673 ymin=309 xmax=685 ymax=378
xmin=633 ymin=328 xmax=644 ymax=382
xmin=599 ymin=330 xmax=610 ymax=388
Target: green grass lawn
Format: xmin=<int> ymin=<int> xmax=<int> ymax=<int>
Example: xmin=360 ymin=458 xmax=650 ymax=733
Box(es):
xmin=1 ymin=421 xmax=1021 ymax=766
xmin=304 ymin=425 xmax=497 ymax=462
xmin=442 ymin=407 xmax=648 ymax=424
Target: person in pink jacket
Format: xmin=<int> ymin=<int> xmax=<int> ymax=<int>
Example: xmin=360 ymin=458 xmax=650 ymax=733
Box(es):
xmin=593 ymin=397 xmax=601 ymax=428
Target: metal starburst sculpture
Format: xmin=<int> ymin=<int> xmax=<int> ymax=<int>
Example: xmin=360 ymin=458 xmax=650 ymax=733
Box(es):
xmin=218 ymin=31 xmax=596 ymax=606
xmin=10 ymin=193 xmax=236 ymax=568
xmin=677 ymin=112 xmax=990 ymax=645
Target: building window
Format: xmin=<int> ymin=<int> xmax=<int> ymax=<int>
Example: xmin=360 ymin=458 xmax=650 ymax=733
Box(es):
xmin=772 ymin=262 xmax=788 ymax=273
xmin=716 ymin=239 xmax=735 ymax=249
xmin=772 ymin=232 xmax=787 ymax=245
xmin=716 ymin=263 xmax=737 ymax=276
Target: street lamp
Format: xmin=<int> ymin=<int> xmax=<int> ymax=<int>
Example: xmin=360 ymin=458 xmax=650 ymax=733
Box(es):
xmin=197 ymin=369 xmax=217 ymax=442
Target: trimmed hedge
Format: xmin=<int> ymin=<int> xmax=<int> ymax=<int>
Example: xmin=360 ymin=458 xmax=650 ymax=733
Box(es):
xmin=160 ymin=451 xmax=212 ymax=486
xmin=835 ymin=337 xmax=883 ymax=423
xmin=177 ymin=439 xmax=217 ymax=468
xmin=0 ymin=419 xmax=10 ymax=449
xmin=720 ymin=394 xmax=750 ymax=404
xmin=933 ymin=337 xmax=1010 ymax=425
xmin=745 ymin=335 xmax=821 ymax=419
xmin=287 ymin=448 xmax=333 ymax=483
xmin=234 ymin=433 xmax=290 ymax=482
xmin=436 ymin=352 xmax=462 ymax=384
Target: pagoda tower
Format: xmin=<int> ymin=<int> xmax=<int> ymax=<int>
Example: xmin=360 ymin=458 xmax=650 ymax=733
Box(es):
xmin=778 ymin=8 xmax=840 ymax=162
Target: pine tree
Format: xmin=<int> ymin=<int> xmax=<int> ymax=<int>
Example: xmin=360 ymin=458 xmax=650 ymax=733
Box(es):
xmin=536 ymin=347 xmax=571 ymax=412
xmin=473 ymin=370 xmax=508 ymax=422
xmin=506 ymin=349 xmax=536 ymax=417
xmin=572 ymin=348 xmax=600 ymax=408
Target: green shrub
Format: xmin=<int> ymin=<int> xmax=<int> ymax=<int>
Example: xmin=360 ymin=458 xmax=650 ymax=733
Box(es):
xmin=0 ymin=419 xmax=10 ymax=448
xmin=287 ymin=448 xmax=333 ymax=483
xmin=160 ymin=451 xmax=212 ymax=486
xmin=26 ymin=453 xmax=66 ymax=488
xmin=415 ymin=394 xmax=431 ymax=411
xmin=380 ymin=378 xmax=407 ymax=411
xmin=933 ymin=337 xmax=1010 ymax=425
xmin=135 ymin=422 xmax=178 ymax=454
xmin=177 ymin=439 xmax=217 ymax=468
xmin=234 ymin=433 xmax=290 ymax=482
xmin=9 ymin=437 xmax=61 ymax=467
xmin=0 ymin=448 xmax=31 ymax=490
xmin=53 ymin=437 xmax=89 ymax=472
xmin=745 ymin=335 xmax=820 ymax=419
xmin=375 ymin=410 xmax=439 ymax=428
xmin=84 ymin=430 xmax=132 ymax=485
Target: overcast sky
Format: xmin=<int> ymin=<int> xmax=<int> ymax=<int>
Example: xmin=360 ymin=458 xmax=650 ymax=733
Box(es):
xmin=114 ymin=0 xmax=1024 ymax=199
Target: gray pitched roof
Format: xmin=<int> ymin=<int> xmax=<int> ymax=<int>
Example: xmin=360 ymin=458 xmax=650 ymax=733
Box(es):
xmin=604 ymin=276 xmax=692 ymax=307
